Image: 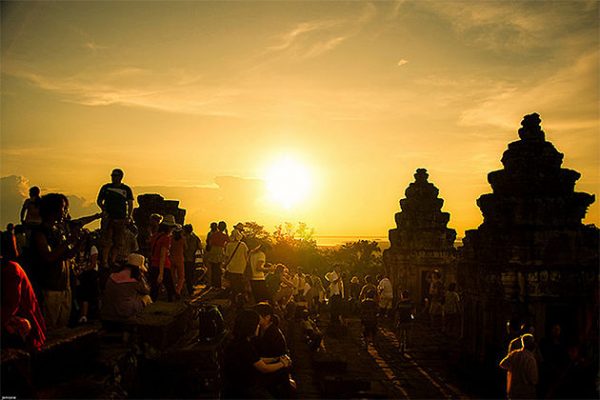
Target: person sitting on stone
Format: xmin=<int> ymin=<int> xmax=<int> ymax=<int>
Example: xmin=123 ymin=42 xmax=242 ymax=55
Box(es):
xmin=100 ymin=253 xmax=151 ymax=325
xmin=222 ymin=309 xmax=292 ymax=399
xmin=254 ymin=302 xmax=296 ymax=398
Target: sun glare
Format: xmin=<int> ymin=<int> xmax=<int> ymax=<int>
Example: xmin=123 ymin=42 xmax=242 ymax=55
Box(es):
xmin=265 ymin=156 xmax=312 ymax=209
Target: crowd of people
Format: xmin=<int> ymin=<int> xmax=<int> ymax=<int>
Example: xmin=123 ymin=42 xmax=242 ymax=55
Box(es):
xmin=0 ymin=169 xmax=205 ymax=351
xmin=1 ymin=168 xmax=595 ymax=399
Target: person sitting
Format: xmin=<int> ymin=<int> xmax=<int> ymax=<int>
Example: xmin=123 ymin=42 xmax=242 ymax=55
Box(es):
xmin=223 ymin=309 xmax=292 ymax=399
xmin=100 ymin=253 xmax=151 ymax=325
xmin=254 ymin=303 xmax=295 ymax=398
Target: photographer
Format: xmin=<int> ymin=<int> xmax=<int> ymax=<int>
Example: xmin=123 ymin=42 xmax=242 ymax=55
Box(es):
xmin=29 ymin=193 xmax=80 ymax=329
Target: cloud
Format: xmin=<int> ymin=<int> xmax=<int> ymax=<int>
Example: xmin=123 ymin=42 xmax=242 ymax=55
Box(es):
xmin=459 ymin=51 xmax=599 ymax=131
xmin=397 ymin=59 xmax=408 ymax=67
xmin=264 ymin=3 xmax=376 ymax=60
xmin=0 ymin=175 xmax=98 ymax=227
xmin=422 ymin=1 xmax=596 ymax=53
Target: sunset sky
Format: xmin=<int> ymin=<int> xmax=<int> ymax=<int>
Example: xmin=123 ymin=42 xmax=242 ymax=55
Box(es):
xmin=1 ymin=1 xmax=598 ymax=241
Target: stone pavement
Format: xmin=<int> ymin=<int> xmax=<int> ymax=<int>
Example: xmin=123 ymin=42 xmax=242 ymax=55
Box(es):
xmin=288 ymin=313 xmax=476 ymax=399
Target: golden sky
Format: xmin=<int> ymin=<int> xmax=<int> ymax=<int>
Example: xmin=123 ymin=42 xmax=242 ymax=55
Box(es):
xmin=1 ymin=1 xmax=598 ymax=239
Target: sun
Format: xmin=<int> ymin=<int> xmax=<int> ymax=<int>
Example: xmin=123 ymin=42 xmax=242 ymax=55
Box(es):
xmin=265 ymin=156 xmax=312 ymax=209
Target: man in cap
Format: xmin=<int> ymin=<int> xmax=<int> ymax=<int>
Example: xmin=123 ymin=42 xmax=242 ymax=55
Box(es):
xmin=97 ymin=168 xmax=134 ymax=268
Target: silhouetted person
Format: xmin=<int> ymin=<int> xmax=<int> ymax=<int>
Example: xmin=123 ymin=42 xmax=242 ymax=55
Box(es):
xmin=1 ymin=223 xmax=20 ymax=261
xmin=20 ymin=186 xmax=42 ymax=226
xmin=205 ymin=221 xmax=227 ymax=288
xmin=395 ymin=290 xmax=416 ymax=354
xmin=2 ymin=258 xmax=46 ymax=351
xmin=148 ymin=215 xmax=179 ymax=302
xmin=360 ymin=288 xmax=378 ymax=345
xmin=500 ymin=333 xmax=539 ymax=399
xmin=222 ymin=310 xmax=291 ymax=399
xmin=30 ymin=193 xmax=79 ymax=329
xmin=183 ymin=224 xmax=202 ymax=296
xmin=97 ymin=168 xmax=134 ymax=268
xmin=325 ymin=264 xmax=344 ymax=325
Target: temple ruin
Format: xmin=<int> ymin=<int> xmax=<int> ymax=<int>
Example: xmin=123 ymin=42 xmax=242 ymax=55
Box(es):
xmin=458 ymin=113 xmax=599 ymax=365
xmin=383 ymin=168 xmax=457 ymax=305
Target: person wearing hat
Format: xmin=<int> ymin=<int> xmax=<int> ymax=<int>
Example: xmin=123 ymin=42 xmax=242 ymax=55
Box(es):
xmin=100 ymin=253 xmax=151 ymax=323
xmin=148 ymin=214 xmax=179 ymax=302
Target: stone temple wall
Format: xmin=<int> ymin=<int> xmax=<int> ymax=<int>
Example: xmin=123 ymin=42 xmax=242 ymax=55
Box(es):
xmin=458 ymin=113 xmax=599 ymax=364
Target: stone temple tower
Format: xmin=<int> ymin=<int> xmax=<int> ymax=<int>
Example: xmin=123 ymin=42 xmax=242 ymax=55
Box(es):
xmin=459 ymin=113 xmax=598 ymax=366
xmin=383 ymin=168 xmax=457 ymax=305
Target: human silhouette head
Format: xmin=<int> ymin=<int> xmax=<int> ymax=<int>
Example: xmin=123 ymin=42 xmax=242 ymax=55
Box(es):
xmin=29 ymin=186 xmax=40 ymax=197
xmin=40 ymin=193 xmax=69 ymax=223
xmin=111 ymin=169 xmax=124 ymax=184
xmin=217 ymin=221 xmax=227 ymax=232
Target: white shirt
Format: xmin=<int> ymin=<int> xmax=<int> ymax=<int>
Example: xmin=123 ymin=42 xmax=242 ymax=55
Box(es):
xmin=378 ymin=277 xmax=393 ymax=299
xmin=224 ymin=240 xmax=249 ymax=274
xmin=249 ymin=250 xmax=266 ymax=280
xmin=325 ymin=271 xmax=344 ymax=297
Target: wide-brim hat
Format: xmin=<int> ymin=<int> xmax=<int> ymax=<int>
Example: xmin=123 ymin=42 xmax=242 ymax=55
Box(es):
xmin=162 ymin=214 xmax=181 ymax=228
xmin=230 ymin=229 xmax=243 ymax=242
xmin=127 ymin=253 xmax=147 ymax=272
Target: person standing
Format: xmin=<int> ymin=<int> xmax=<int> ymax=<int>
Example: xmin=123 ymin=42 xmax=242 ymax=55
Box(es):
xmin=360 ymin=288 xmax=378 ymax=345
xmin=148 ymin=215 xmax=178 ymax=302
xmin=30 ymin=193 xmax=78 ymax=329
xmin=377 ymin=274 xmax=394 ymax=318
xmin=20 ymin=186 xmax=42 ymax=227
xmin=395 ymin=290 xmax=416 ymax=354
xmin=170 ymin=227 xmax=185 ymax=298
xmin=205 ymin=222 xmax=228 ymax=288
xmin=97 ymin=169 xmax=134 ymax=268
xmin=443 ymin=282 xmax=462 ymax=337
xmin=183 ymin=224 xmax=202 ymax=296
xmin=248 ymin=242 xmax=271 ymax=303
xmin=223 ymin=228 xmax=248 ymax=304
xmin=499 ymin=333 xmax=539 ymax=399
xmin=325 ymin=264 xmax=344 ymax=325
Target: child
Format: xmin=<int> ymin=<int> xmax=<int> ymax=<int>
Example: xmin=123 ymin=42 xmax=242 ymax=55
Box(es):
xmin=360 ymin=289 xmax=378 ymax=345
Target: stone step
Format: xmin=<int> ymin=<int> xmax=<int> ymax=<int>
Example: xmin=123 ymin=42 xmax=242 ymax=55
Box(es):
xmin=320 ymin=375 xmax=371 ymax=397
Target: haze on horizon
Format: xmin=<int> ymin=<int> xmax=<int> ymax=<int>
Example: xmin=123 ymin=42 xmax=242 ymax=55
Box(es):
xmin=1 ymin=1 xmax=598 ymax=240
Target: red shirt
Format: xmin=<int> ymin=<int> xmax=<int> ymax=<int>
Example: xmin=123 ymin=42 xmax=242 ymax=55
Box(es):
xmin=150 ymin=233 xmax=172 ymax=269
xmin=1 ymin=261 xmax=46 ymax=350
xmin=209 ymin=231 xmax=228 ymax=248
